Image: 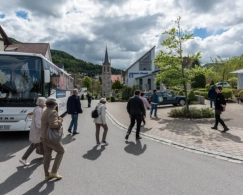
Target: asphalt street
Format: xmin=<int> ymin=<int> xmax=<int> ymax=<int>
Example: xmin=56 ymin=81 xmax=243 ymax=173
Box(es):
xmin=1 ymin=101 xmax=243 ymax=195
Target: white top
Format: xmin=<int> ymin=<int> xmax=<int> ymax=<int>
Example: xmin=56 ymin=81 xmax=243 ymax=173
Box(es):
xmin=29 ymin=106 xmax=45 ymax=143
xmin=93 ymin=103 xmax=106 ymax=125
xmin=140 ymin=96 xmax=151 ymax=110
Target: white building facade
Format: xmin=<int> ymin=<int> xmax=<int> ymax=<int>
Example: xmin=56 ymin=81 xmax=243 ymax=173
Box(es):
xmin=124 ymin=46 xmax=163 ymax=91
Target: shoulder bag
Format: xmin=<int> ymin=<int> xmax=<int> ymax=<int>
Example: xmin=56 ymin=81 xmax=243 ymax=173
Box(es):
xmin=46 ymin=112 xmax=64 ymax=144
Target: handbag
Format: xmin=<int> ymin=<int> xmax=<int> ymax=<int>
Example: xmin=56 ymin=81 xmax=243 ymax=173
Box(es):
xmin=46 ymin=125 xmax=63 ymax=144
xmin=36 ymin=142 xmax=44 ymax=155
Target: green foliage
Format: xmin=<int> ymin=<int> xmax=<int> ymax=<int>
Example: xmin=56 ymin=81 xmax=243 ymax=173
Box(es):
xmin=191 ymin=73 xmax=206 ymax=88
xmin=168 ymin=107 xmax=214 ymax=118
xmin=221 ymin=88 xmax=233 ymax=99
xmin=121 ymin=85 xmax=133 ymax=100
xmin=51 ymin=49 xmax=123 ymax=77
xmin=154 ymin=16 xmax=202 ymax=113
xmin=210 ymin=80 xmax=215 ymax=86
xmin=82 ymin=76 xmax=92 ymax=90
xmin=106 ymin=96 xmax=110 ymax=101
xmin=170 ymin=90 xmax=175 ymax=94
xmin=238 ymin=90 xmax=243 ymax=96
xmin=205 ymin=83 xmax=210 ymax=90
xmin=110 ymin=96 xmax=115 ymax=102
xmin=112 ymin=80 xmax=123 ymax=90
xmin=177 ymin=90 xmax=184 ymax=96
xmin=187 ymin=90 xmax=196 ymax=102
xmin=228 ymin=77 xmax=237 ymax=88
xmin=81 ymin=94 xmax=84 ymax=100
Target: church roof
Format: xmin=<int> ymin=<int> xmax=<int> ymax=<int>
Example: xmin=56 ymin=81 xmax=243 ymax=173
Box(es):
xmin=103 ymin=46 xmax=110 ymax=65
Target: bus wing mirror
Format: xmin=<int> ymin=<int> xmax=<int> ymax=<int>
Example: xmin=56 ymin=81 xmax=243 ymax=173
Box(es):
xmin=44 ymin=70 xmax=50 ymax=83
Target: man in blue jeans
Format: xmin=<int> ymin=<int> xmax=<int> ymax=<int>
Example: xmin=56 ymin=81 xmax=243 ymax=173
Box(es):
xmin=150 ymin=89 xmax=159 ymax=117
xmin=67 ymin=89 xmax=83 ymax=135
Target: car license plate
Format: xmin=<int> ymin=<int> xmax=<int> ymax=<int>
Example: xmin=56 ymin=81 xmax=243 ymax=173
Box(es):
xmin=0 ymin=125 xmax=10 ymax=130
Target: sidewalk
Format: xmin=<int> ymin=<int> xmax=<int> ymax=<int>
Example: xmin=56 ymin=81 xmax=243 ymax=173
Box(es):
xmin=105 ymin=100 xmax=243 ymax=161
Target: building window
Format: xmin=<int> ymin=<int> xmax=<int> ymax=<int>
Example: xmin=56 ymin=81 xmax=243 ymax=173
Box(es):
xmin=148 ymin=78 xmax=151 ymax=90
xmin=139 ymin=79 xmax=143 ymax=90
xmin=139 ymin=51 xmax=152 ymax=71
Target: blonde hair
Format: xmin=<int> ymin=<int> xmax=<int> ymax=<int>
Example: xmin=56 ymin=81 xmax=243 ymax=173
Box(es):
xmin=36 ymin=97 xmax=46 ymax=106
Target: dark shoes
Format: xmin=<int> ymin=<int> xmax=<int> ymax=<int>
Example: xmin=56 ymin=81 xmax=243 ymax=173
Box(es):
xmin=68 ymin=129 xmax=72 ymax=133
xmin=73 ymin=132 xmax=79 ymax=135
xmin=222 ymin=127 xmax=229 ymax=133
xmin=136 ymin=136 xmax=142 ymax=140
xmin=211 ymin=126 xmax=218 ymax=130
xmin=125 ymin=134 xmax=129 ymax=140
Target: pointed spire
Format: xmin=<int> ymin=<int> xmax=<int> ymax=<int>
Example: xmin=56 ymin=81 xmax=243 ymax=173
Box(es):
xmin=103 ymin=45 xmax=110 ymax=65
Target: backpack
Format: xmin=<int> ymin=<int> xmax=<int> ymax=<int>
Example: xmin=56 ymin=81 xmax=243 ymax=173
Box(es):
xmin=91 ymin=106 xmax=100 ymax=118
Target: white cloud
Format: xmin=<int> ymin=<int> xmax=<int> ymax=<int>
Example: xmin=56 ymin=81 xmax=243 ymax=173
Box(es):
xmin=1 ymin=0 xmax=243 ymax=69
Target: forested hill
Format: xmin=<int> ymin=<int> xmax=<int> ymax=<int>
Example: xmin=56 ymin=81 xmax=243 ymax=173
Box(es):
xmin=51 ymin=49 xmax=123 ymax=76
xmin=8 ymin=37 xmax=123 ymax=77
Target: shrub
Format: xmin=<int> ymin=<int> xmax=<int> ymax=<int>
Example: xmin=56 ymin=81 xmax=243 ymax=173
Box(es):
xmin=187 ymin=90 xmax=196 ymax=102
xmin=238 ymin=90 xmax=243 ymax=97
xmin=191 ymin=74 xmax=206 ymax=88
xmin=222 ymin=88 xmax=233 ymax=99
xmin=81 ymin=94 xmax=84 ymax=100
xmin=170 ymin=90 xmax=175 ymax=95
xmin=205 ymin=83 xmax=210 ymax=91
xmin=177 ymin=90 xmax=184 ymax=96
xmin=106 ymin=96 xmax=110 ymax=101
xmin=110 ymin=96 xmax=115 ymax=102
xmin=168 ymin=107 xmax=214 ymax=118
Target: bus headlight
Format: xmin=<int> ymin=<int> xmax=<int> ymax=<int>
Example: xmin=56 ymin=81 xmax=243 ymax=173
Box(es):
xmin=25 ymin=112 xmax=33 ymax=121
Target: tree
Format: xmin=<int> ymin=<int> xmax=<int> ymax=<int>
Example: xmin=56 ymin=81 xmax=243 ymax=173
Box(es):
xmin=112 ymin=80 xmax=123 ymax=90
xmin=154 ymin=17 xmax=201 ymax=113
xmin=82 ymin=76 xmax=92 ymax=91
xmin=92 ymin=79 xmax=102 ymax=96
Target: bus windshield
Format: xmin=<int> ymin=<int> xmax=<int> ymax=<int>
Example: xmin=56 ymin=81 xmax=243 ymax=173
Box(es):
xmin=0 ymin=55 xmax=43 ymax=107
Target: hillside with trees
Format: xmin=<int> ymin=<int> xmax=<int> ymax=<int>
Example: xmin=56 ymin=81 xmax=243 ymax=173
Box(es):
xmin=8 ymin=37 xmax=123 ymax=77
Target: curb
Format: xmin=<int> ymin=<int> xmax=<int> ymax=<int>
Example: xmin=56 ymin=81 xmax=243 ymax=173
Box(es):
xmin=106 ymin=110 xmax=243 ymax=164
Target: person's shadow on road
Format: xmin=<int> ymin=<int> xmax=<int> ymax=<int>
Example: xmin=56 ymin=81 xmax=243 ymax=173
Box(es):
xmin=61 ymin=134 xmax=76 ymax=145
xmin=23 ymin=180 xmax=56 ymax=195
xmin=82 ymin=145 xmax=106 ymax=160
xmin=124 ymin=140 xmax=147 ymax=156
xmin=0 ymin=158 xmax=42 ymax=195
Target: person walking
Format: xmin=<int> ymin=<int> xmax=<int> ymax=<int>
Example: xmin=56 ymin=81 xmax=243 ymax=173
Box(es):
xmin=140 ymin=92 xmax=151 ymax=125
xmin=211 ymin=86 xmax=229 ymax=132
xmin=125 ymin=90 xmax=145 ymax=140
xmin=93 ymin=98 xmax=108 ymax=146
xmin=67 ymin=89 xmax=83 ymax=135
xmin=87 ymin=93 xmax=92 ymax=107
xmin=19 ymin=97 xmax=47 ymax=166
xmin=150 ymin=89 xmax=159 ymax=118
xmin=41 ymin=97 xmax=64 ymax=180
xmin=208 ymin=85 xmax=217 ymax=108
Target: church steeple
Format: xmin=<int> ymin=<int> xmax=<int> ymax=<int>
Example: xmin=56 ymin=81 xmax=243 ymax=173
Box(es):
xmin=103 ymin=46 xmax=110 ymax=65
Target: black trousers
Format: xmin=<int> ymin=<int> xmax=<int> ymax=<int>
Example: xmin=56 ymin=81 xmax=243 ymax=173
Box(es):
xmin=127 ymin=114 xmax=142 ymax=138
xmin=88 ymin=100 xmax=91 ymax=107
xmin=215 ymin=114 xmax=226 ymax=127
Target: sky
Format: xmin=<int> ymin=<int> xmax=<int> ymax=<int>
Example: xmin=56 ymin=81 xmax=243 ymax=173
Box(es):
xmin=0 ymin=0 xmax=243 ymax=70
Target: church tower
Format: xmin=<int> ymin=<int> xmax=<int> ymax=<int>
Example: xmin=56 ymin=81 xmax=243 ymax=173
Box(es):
xmin=102 ymin=46 xmax=112 ymax=97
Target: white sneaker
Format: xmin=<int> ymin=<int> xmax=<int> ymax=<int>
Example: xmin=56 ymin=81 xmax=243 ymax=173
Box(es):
xmin=19 ymin=159 xmax=30 ymax=166
xmin=100 ymin=141 xmax=108 ymax=146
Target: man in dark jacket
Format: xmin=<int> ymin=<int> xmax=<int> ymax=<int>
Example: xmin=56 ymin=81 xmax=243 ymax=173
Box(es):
xmin=67 ymin=89 xmax=83 ymax=135
xmin=87 ymin=93 xmax=92 ymax=107
xmin=211 ymin=86 xmax=229 ymax=132
xmin=150 ymin=89 xmax=159 ymax=117
xmin=125 ymin=90 xmax=145 ymax=140
xmin=208 ymin=85 xmax=217 ymax=108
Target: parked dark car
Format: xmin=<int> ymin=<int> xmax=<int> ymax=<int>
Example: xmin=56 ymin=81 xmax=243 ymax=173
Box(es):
xmin=144 ymin=91 xmax=187 ymax=106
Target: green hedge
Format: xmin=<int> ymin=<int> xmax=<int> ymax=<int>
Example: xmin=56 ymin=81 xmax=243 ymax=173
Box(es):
xmin=222 ymin=88 xmax=233 ymax=99
xmin=187 ymin=90 xmax=196 ymax=102
xmin=168 ymin=107 xmax=214 ymax=118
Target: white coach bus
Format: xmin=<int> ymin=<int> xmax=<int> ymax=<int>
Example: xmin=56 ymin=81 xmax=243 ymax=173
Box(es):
xmin=0 ymin=52 xmax=74 ymax=131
